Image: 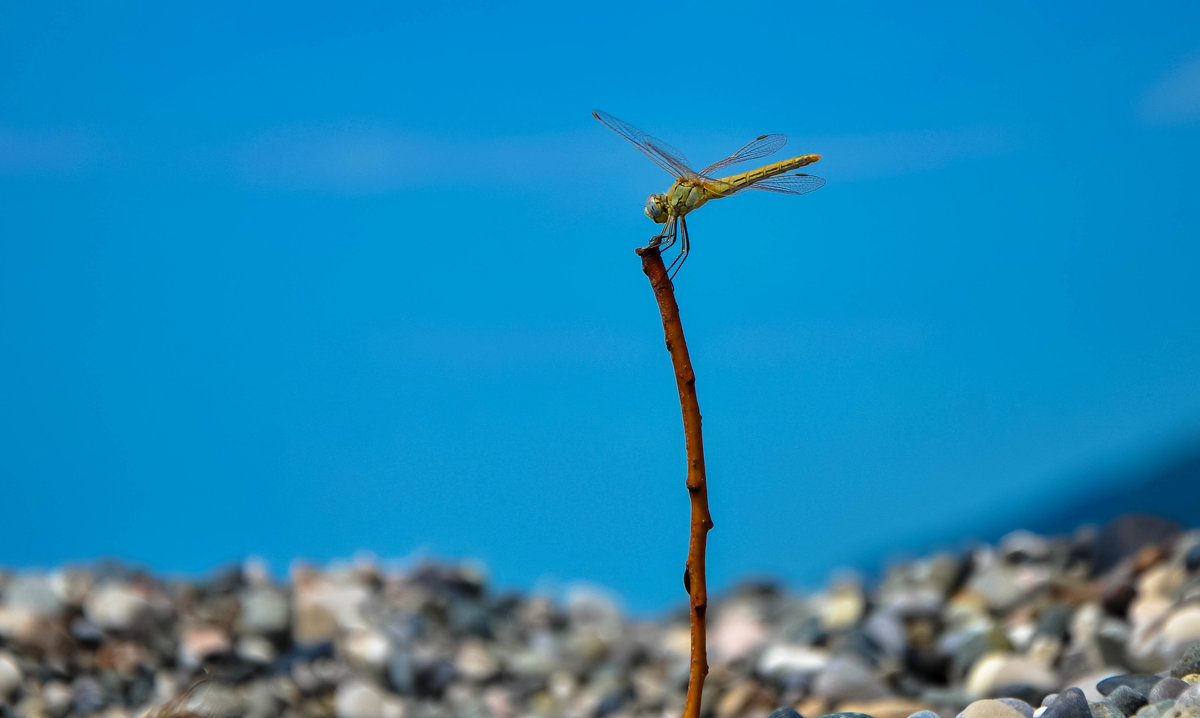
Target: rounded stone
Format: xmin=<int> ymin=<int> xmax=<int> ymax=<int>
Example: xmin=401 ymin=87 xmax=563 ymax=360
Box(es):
xmin=0 ymin=651 xmax=22 ymax=700
xmin=813 ymin=656 xmax=891 ymax=703
xmin=966 ymin=653 xmax=1058 ymax=699
xmin=998 ymin=699 xmax=1036 ymax=718
xmin=1178 ymin=683 xmax=1200 ymax=709
xmin=1107 ymin=685 xmax=1149 ymax=716
xmin=83 ymin=583 xmax=149 ymax=632
xmin=238 ymin=587 xmax=290 ymax=635
xmin=1173 ymin=643 xmax=1200 ymax=679
xmin=334 ymin=679 xmax=386 ymax=718
xmin=958 ymin=698 xmax=1028 ymax=718
xmin=1100 ymin=677 xmax=1162 ymax=699
xmin=1043 ymin=687 xmax=1091 ymax=718
xmin=1149 ymin=678 xmax=1190 ymax=702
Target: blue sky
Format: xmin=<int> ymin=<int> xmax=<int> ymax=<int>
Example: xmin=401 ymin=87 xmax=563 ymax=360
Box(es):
xmin=2 ymin=1 xmax=1199 ymax=612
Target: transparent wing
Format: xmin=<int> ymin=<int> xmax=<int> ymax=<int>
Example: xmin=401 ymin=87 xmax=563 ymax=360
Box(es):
xmin=733 ymin=173 xmax=826 ymax=196
xmin=592 ymin=110 xmax=698 ymax=179
xmin=698 ymin=133 xmax=787 ymax=177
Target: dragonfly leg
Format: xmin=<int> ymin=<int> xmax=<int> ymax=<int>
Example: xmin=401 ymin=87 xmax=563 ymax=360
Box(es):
xmin=666 ymin=216 xmax=690 ymax=280
xmin=657 ymin=217 xmax=678 ymax=252
xmin=648 ymin=215 xmax=677 ymax=251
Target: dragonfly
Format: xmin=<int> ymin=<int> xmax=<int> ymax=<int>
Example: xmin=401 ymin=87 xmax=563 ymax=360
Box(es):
xmin=593 ymin=110 xmax=825 ymax=277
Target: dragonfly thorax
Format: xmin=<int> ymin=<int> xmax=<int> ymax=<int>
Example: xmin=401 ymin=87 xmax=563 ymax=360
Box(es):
xmin=644 ymin=193 xmax=669 ymax=224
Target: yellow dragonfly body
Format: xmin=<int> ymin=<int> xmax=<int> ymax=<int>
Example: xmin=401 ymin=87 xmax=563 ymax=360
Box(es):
xmin=593 ymin=110 xmax=824 ymax=275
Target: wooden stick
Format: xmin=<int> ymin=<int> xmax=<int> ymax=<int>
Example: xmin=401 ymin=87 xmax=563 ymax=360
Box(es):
xmin=636 ymin=245 xmax=714 ymax=718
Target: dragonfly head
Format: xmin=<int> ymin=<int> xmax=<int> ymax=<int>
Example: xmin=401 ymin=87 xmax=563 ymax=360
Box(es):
xmin=644 ymin=194 xmax=669 ymax=224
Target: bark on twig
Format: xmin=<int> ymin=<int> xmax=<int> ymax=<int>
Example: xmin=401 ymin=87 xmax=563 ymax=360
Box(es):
xmin=636 ymin=245 xmax=714 ymax=718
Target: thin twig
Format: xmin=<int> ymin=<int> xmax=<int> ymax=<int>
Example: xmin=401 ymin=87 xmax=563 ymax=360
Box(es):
xmin=636 ymin=245 xmax=714 ymax=718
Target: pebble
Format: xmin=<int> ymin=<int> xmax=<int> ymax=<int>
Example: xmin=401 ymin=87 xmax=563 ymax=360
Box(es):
xmin=83 ymin=583 xmax=148 ymax=632
xmin=335 ymin=679 xmax=388 ymax=718
xmin=0 ymin=650 xmax=22 ymax=700
xmin=0 ymin=521 xmax=1197 ymax=718
xmin=813 ymin=656 xmax=891 ymax=703
xmin=1151 ymin=679 xmax=1192 ymax=702
xmin=1101 ymin=676 xmax=1164 ymax=698
xmin=1175 ymin=642 xmax=1200 ymax=679
xmin=1042 ymin=687 xmax=1091 ymax=718
xmin=965 ymin=652 xmax=1058 ymax=699
xmin=1108 ymin=685 xmax=1150 ymax=715
xmin=958 ymin=698 xmax=1028 ymax=718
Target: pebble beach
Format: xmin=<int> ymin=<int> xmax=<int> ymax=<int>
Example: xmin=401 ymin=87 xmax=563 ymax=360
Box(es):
xmin=3 ymin=515 xmax=1200 ymax=718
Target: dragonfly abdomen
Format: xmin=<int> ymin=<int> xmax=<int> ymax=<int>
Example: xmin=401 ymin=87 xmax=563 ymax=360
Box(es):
xmin=719 ymin=154 xmax=822 ymax=192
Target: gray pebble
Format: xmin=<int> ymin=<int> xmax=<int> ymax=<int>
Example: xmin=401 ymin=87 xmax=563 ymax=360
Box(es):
xmin=1108 ymin=685 xmax=1149 ymax=716
xmin=1092 ymin=701 xmax=1126 ymax=718
xmin=1045 ymin=688 xmax=1091 ymax=718
xmin=1100 ymin=677 xmax=1163 ymax=699
xmin=1177 ymin=683 xmax=1200 ymax=709
xmin=1171 ymin=642 xmax=1200 ymax=679
xmin=767 ymin=710 xmax=804 ymax=718
xmin=909 ymin=712 xmax=942 ymax=718
xmin=1000 ymin=699 xmax=1036 ymax=718
xmin=1149 ymin=678 xmax=1190 ymax=702
xmin=1134 ymin=700 xmax=1178 ymax=718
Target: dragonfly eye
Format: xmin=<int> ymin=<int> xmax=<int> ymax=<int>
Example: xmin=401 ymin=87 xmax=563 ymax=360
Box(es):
xmin=644 ymin=194 xmax=668 ymax=223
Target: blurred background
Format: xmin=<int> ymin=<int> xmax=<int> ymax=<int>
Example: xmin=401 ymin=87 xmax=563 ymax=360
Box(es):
xmin=2 ymin=1 xmax=1198 ymax=614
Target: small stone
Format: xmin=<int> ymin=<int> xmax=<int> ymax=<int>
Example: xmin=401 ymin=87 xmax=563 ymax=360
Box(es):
xmin=1173 ymin=643 xmax=1200 ymax=679
xmin=84 ymin=584 xmax=149 ymax=632
xmin=334 ymin=679 xmax=386 ymax=718
xmin=1093 ymin=702 xmax=1127 ymax=718
xmin=179 ymin=625 xmax=231 ymax=667
xmin=970 ymin=563 xmax=1028 ymax=612
xmin=239 ymin=587 xmax=290 ymax=635
xmin=813 ymin=656 xmax=891 ymax=703
xmin=839 ymin=698 xmax=931 ymax=718
xmin=821 ymin=580 xmax=866 ymax=631
xmin=910 ymin=713 xmax=942 ymax=718
xmin=1133 ymin=700 xmax=1177 ymax=718
xmin=343 ymin=629 xmax=392 ymax=672
xmin=711 ymin=601 xmax=769 ymax=662
xmin=0 ymin=651 xmax=21 ymax=700
xmin=71 ymin=676 xmax=106 ymax=714
xmin=965 ymin=653 xmax=1058 ymax=699
xmin=44 ymin=680 xmax=73 ymax=718
xmin=758 ymin=644 xmax=831 ymax=679
xmin=1043 ymin=688 xmax=1091 ymax=718
xmin=4 ymin=574 xmax=63 ymax=616
xmin=1100 ymin=677 xmax=1163 ymax=699
xmin=456 ymin=638 xmax=500 ymax=681
xmin=1185 ymin=544 xmax=1200 ymax=573
xmin=1107 ymin=685 xmax=1149 ymax=716
xmin=998 ymin=699 xmax=1037 ymax=718
xmin=958 ymin=698 xmax=1027 ymax=718
xmin=1177 ymin=683 xmax=1200 ymax=709
xmin=1150 ymin=678 xmax=1191 ymax=702
xmin=767 ymin=709 xmax=803 ymax=718
xmin=1001 ymin=531 xmax=1055 ymax=563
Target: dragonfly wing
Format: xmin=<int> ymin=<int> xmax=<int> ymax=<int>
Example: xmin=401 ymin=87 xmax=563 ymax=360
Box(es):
xmin=698 ymin=133 xmax=787 ymax=177
xmin=592 ymin=110 xmax=698 ymax=179
xmin=734 ymin=173 xmax=826 ymax=196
